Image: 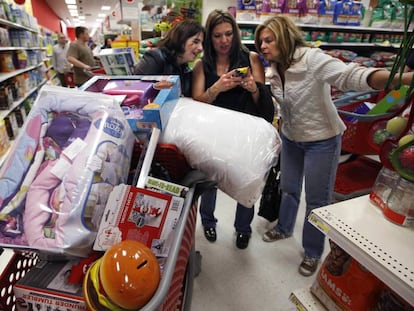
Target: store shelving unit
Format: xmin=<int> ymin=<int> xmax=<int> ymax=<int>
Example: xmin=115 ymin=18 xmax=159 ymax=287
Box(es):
xmin=289 ymin=288 xmax=326 ymax=311
xmin=237 ymin=20 xmax=404 ymax=51
xmin=306 ymin=195 xmax=414 ymax=307
xmin=0 ymin=18 xmax=52 ymax=166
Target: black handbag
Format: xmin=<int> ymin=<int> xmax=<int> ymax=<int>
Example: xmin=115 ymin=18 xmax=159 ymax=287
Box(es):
xmin=258 ymin=159 xmax=281 ymax=222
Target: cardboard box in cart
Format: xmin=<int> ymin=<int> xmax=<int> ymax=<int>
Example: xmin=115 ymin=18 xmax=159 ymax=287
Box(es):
xmin=93 ymin=184 xmax=184 ymax=257
xmin=14 ymin=260 xmax=86 ymax=311
xmin=81 ymin=75 xmax=181 ymax=133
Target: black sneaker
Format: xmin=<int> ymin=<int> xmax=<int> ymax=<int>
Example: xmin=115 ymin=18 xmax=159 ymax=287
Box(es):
xmin=203 ymin=227 xmax=216 ymax=242
xmin=236 ymin=232 xmax=250 ymax=249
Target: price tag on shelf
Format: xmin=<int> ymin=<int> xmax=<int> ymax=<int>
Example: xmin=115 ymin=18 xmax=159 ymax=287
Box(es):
xmin=289 ymin=293 xmax=307 ymax=311
xmin=308 ymin=213 xmax=330 ymax=234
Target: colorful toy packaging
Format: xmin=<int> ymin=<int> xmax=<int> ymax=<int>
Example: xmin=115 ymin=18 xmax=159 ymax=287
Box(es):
xmin=319 ymin=0 xmax=336 ymax=24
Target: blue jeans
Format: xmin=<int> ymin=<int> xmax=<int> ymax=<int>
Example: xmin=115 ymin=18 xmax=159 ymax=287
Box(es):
xmin=274 ymin=134 xmax=341 ymax=259
xmin=200 ymin=187 xmax=254 ymax=235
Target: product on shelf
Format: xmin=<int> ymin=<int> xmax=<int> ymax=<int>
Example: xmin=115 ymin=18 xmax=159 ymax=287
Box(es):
xmin=0 ymin=52 xmax=15 ymax=72
xmin=0 ymin=118 xmax=9 ymax=157
xmin=374 ymin=286 xmax=414 ymax=311
xmin=311 ymin=240 xmax=384 ymax=311
xmin=0 ymin=85 xmax=136 ymax=257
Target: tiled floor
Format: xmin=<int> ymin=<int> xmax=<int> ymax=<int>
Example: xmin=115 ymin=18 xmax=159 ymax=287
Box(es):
xmin=190 ymin=190 xmax=329 ymax=311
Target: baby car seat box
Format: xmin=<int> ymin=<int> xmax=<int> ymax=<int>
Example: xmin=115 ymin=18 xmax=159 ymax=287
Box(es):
xmin=93 ymin=184 xmax=184 ymax=258
xmin=14 ymin=260 xmax=86 ymax=311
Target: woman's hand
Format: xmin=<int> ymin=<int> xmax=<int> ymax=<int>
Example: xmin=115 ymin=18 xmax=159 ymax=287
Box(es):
xmin=213 ymin=70 xmax=243 ymax=93
xmin=239 ymin=68 xmax=258 ymax=94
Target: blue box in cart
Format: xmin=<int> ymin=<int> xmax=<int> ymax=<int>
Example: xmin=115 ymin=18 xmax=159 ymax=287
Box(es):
xmin=81 ymin=75 xmax=181 ymax=133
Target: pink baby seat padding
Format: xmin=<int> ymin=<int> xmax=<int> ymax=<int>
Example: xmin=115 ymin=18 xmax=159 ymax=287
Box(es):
xmin=0 ymin=85 xmax=135 ymax=257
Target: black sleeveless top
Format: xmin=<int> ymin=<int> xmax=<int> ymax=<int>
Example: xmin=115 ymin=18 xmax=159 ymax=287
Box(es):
xmin=202 ymin=50 xmax=251 ymax=112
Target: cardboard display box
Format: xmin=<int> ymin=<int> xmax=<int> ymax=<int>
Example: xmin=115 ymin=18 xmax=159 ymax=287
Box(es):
xmin=81 ymin=75 xmax=181 ymax=133
xmin=14 ymin=260 xmax=86 ymax=311
xmin=98 ymin=47 xmax=137 ymax=75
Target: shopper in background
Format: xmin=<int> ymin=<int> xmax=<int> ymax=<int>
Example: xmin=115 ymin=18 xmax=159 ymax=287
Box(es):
xmin=67 ymin=26 xmax=96 ymax=87
xmin=134 ymin=19 xmax=204 ymax=97
xmin=255 ymin=15 xmax=414 ymax=276
xmin=192 ymin=10 xmax=274 ymax=249
xmin=52 ymin=33 xmax=70 ymax=87
xmin=102 ymin=37 xmax=113 ymax=49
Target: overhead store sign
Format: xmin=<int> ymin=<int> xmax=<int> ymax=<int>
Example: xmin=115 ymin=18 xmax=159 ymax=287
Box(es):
xmin=113 ymin=0 xmax=140 ymax=25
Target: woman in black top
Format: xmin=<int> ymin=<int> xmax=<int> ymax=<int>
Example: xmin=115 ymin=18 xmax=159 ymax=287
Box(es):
xmin=192 ymin=10 xmax=274 ymax=249
xmin=134 ymin=19 xmax=204 ymax=97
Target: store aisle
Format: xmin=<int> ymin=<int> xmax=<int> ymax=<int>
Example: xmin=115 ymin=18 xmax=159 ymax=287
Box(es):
xmin=191 ymin=190 xmax=329 ymax=311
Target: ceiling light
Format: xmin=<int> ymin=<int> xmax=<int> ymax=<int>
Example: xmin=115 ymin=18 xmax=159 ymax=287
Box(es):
xmin=65 ymin=0 xmax=76 ymax=4
xmin=69 ymin=10 xmax=79 ymax=16
xmin=101 ymin=6 xmax=110 ymax=10
xmin=78 ymin=16 xmax=85 ymax=19
xmin=96 ymin=18 xmax=103 ymax=22
xmin=67 ymin=4 xmax=77 ymax=9
xmin=98 ymin=13 xmax=106 ymax=17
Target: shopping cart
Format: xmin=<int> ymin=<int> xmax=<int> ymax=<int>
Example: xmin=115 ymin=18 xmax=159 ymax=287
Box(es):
xmin=333 ymin=90 xmax=405 ymax=201
xmin=0 ymin=249 xmax=39 ymax=310
xmin=131 ymin=142 xmax=205 ymax=311
xmin=0 ymin=143 xmax=205 ymax=311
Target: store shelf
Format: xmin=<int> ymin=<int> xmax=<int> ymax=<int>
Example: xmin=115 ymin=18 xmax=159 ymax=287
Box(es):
xmin=0 ymin=83 xmax=40 ymax=120
xmin=289 ymin=288 xmax=326 ymax=311
xmin=0 ymin=18 xmax=38 ymax=33
xmin=0 ymin=63 xmax=43 ymax=84
xmin=237 ymin=20 xmax=406 ymax=33
xmin=309 ymin=195 xmax=414 ymax=306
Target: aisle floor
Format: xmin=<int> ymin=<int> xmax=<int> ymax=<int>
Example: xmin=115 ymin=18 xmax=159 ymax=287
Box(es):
xmin=191 ymin=190 xmax=329 ymax=311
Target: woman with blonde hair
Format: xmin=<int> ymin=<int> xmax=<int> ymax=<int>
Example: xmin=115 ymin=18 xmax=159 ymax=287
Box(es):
xmin=255 ymin=15 xmax=414 ymax=276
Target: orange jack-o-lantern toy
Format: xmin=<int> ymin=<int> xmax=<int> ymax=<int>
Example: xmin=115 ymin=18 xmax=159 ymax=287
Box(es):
xmin=83 ymin=240 xmax=161 ymax=310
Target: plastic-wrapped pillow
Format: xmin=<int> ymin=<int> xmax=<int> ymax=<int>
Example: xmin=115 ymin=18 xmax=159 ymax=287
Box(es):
xmin=161 ymin=97 xmax=281 ymax=207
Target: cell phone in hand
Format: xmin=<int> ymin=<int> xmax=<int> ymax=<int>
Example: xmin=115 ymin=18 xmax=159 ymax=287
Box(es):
xmin=233 ymin=67 xmax=249 ymax=78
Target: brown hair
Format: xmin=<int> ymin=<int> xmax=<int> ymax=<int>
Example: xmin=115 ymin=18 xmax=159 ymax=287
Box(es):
xmin=203 ymin=9 xmax=249 ymax=71
xmin=158 ymin=19 xmax=204 ymax=58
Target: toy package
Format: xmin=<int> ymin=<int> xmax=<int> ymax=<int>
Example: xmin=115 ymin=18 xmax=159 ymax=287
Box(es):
xmin=14 ymin=260 xmax=86 ymax=311
xmin=0 ymin=85 xmax=135 ymax=257
xmin=93 ymin=185 xmax=184 ymax=258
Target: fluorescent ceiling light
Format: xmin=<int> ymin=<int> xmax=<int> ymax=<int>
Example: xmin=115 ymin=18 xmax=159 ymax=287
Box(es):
xmin=101 ymin=6 xmax=111 ymax=10
xmin=98 ymin=13 xmax=106 ymax=17
xmin=78 ymin=16 xmax=85 ymax=19
xmin=67 ymin=4 xmax=77 ymax=9
xmin=65 ymin=0 xmax=76 ymax=4
xmin=96 ymin=18 xmax=103 ymax=22
xmin=70 ymin=10 xmax=79 ymax=16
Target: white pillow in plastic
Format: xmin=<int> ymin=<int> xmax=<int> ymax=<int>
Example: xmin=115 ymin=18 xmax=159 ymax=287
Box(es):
xmin=161 ymin=97 xmax=281 ymax=207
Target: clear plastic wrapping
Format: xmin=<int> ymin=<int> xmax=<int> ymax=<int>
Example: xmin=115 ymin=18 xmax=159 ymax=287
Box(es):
xmin=0 ymin=85 xmax=135 ymax=257
xmin=161 ymin=97 xmax=281 ymax=207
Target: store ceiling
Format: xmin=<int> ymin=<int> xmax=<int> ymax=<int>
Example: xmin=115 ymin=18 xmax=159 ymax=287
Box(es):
xmin=44 ymin=0 xmax=118 ymax=31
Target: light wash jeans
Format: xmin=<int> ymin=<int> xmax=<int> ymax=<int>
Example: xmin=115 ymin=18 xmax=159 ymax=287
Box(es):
xmin=274 ymin=133 xmax=341 ymax=259
xmin=200 ymin=187 xmax=254 ymax=235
